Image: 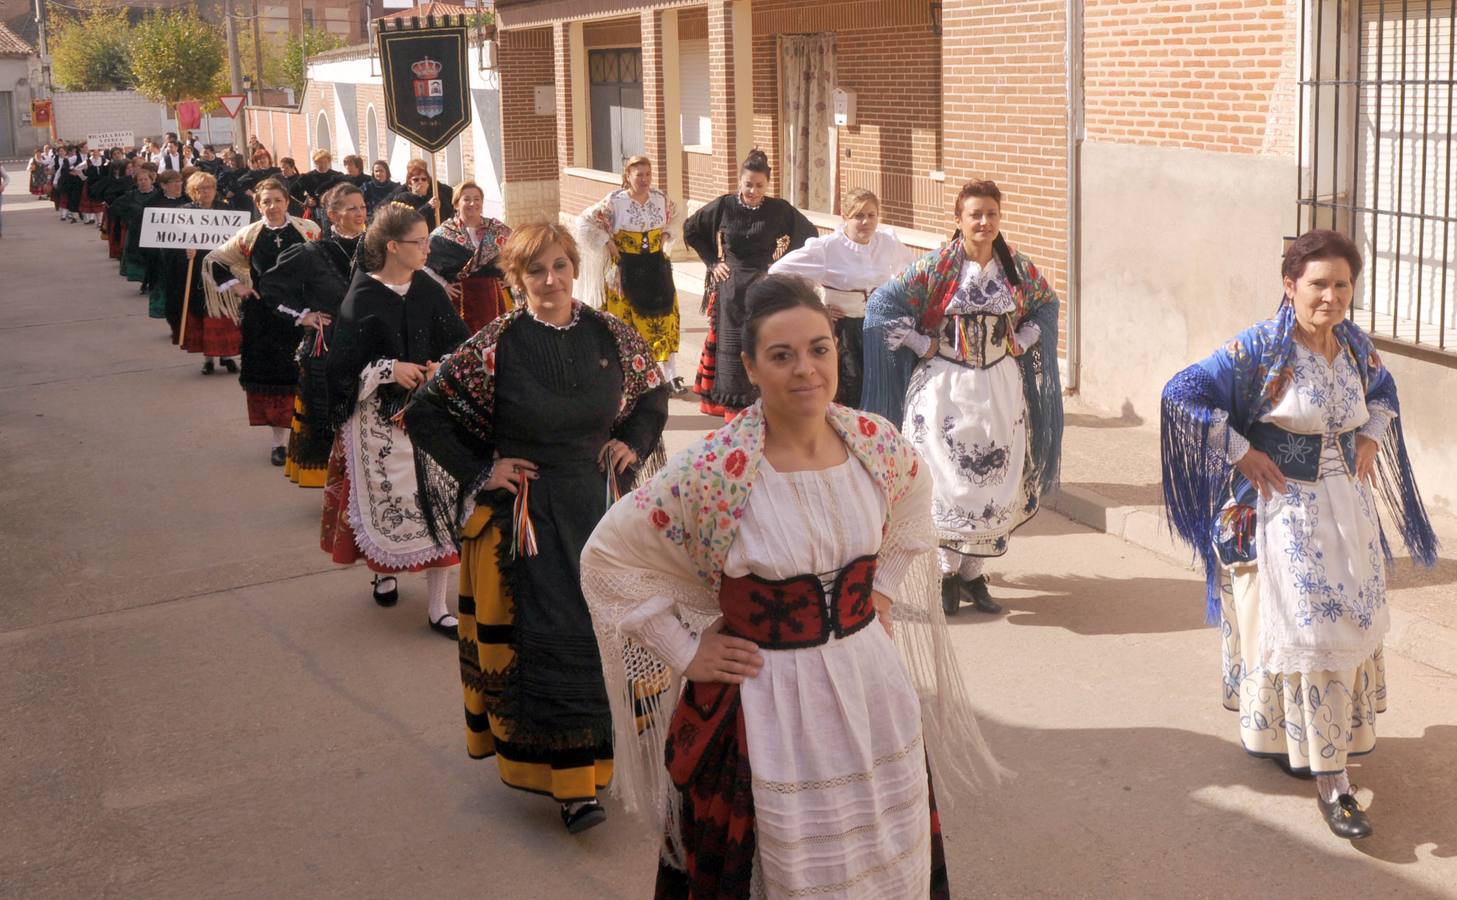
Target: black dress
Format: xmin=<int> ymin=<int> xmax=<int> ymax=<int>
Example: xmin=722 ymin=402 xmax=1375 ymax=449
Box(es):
xmin=257 ymin=233 xmax=363 ymax=486
xmin=117 ymin=185 xmax=161 ymax=282
xmin=142 ymin=193 xmax=191 ymax=315
xmin=405 ymin=306 xmax=669 ymax=802
xmin=212 ymin=223 xmax=307 ymax=421
xmin=383 ymin=183 xmax=454 ymax=230
xmin=682 ymin=195 xmax=817 ymax=414
xmin=362 ymin=178 xmax=400 ymax=219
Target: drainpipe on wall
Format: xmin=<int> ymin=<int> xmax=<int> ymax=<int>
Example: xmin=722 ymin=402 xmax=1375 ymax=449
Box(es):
xmin=1064 ymin=0 xmax=1084 ymax=393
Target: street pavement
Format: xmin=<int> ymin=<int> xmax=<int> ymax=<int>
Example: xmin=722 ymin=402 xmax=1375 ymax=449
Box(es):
xmin=2 ymin=167 xmax=1456 ymax=898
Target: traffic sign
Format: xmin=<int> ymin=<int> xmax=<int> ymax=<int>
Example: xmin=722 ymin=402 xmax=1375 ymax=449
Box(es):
xmin=218 ymin=94 xmax=247 ymax=118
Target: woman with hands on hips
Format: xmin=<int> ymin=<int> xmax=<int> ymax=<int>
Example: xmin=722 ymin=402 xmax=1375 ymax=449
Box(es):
xmin=405 ymin=222 xmax=669 ymax=835
xmin=1161 ymin=229 xmax=1438 ymax=841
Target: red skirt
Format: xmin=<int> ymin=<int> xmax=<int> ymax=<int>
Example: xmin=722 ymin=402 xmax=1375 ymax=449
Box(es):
xmin=176 ymin=312 xmax=242 ymax=357
xmin=79 ymin=185 xmax=105 ymax=214
xmin=319 ymin=437 xmax=459 ymax=574
xmin=245 ymin=391 xmax=295 ymax=428
xmin=458 ymin=273 xmax=511 ymax=335
xmin=693 ymin=290 xmax=733 ymax=419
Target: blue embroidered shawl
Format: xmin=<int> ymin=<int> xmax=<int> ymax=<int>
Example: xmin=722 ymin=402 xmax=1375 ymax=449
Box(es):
xmin=861 ymin=235 xmax=1063 ymax=500
xmin=1161 ymin=301 xmax=1438 ymax=622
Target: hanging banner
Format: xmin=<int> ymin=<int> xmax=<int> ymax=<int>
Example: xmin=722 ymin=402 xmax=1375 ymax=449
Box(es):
xmin=138 ymin=207 xmax=251 ymax=250
xmin=31 ymin=100 xmax=53 ymax=126
xmin=376 ymin=14 xmax=472 ymax=153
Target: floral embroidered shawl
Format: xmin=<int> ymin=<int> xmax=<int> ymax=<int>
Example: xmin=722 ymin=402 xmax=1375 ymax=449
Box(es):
xmin=580 ymin=402 xmax=1005 ymax=860
xmin=426 ymin=215 xmax=511 ymax=284
xmin=1161 ymin=300 xmax=1438 ymax=622
xmin=406 ymin=301 xmax=666 ymax=545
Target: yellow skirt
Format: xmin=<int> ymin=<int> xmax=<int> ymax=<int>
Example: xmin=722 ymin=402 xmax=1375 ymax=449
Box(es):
xmin=283 ymin=394 xmax=328 ymax=488
xmin=457 ymin=508 xmax=613 ymax=802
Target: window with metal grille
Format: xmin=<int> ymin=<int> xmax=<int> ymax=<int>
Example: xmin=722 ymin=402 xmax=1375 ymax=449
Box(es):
xmin=1298 ymin=1 xmax=1456 ymax=353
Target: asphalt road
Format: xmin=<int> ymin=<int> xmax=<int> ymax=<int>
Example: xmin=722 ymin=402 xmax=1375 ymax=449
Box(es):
xmin=2 ymin=170 xmax=1455 ymax=898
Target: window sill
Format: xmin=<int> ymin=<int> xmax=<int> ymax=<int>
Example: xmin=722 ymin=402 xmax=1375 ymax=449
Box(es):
xmin=798 ymin=207 xmax=946 ymax=254
xmin=561 ymin=167 xmax=621 ymax=186
xmin=683 ymin=144 xmax=713 ymax=156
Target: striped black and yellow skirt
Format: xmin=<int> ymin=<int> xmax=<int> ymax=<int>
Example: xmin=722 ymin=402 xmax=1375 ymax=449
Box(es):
xmin=457 ymin=505 xmax=614 ymax=803
xmin=604 ymin=228 xmax=680 ymax=363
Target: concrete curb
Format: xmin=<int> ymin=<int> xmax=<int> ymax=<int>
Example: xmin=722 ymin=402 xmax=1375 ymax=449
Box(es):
xmin=1047 ymin=485 xmax=1457 ymax=677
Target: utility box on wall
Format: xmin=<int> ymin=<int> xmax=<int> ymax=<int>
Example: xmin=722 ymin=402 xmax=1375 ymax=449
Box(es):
xmin=534 ymin=85 xmax=554 ymax=116
xmin=832 ymin=88 xmax=856 ymax=127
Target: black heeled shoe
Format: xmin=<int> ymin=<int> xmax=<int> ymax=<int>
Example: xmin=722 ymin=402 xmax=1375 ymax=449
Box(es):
xmin=561 ymin=800 xmax=607 ymax=834
xmin=270 ymin=446 xmax=287 ymax=466
xmin=201 ymin=360 xmax=215 ymax=375
xmin=941 ymin=576 xmax=961 ymax=617
xmin=962 ymin=575 xmax=1004 ymax=614
xmin=1317 ymin=789 xmax=1373 ymax=840
xmin=220 ymin=358 xmax=238 ymax=374
xmin=371 ymin=575 xmax=398 ymax=607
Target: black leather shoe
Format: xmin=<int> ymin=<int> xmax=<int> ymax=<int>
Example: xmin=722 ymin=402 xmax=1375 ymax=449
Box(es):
xmin=941 ymin=577 xmax=961 ymax=617
xmin=371 ymin=575 xmax=398 ymax=607
xmin=429 ymin=613 xmax=458 ymax=639
xmin=220 ymin=358 xmax=238 ymax=373
xmin=201 ymin=360 xmax=215 ymax=375
xmin=561 ymin=800 xmax=607 ymax=834
xmin=1318 ymin=790 xmax=1373 ymax=840
xmin=963 ymin=575 xmax=1004 ymax=614
xmin=270 ymin=446 xmax=287 ymax=466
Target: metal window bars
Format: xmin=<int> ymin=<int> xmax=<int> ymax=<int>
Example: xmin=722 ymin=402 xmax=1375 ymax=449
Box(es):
xmin=1297 ymin=0 xmax=1456 ymax=354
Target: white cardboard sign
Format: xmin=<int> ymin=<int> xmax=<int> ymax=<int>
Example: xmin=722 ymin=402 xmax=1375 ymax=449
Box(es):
xmin=87 ymin=130 xmax=136 ymax=150
xmin=139 ymin=207 xmax=250 ymax=250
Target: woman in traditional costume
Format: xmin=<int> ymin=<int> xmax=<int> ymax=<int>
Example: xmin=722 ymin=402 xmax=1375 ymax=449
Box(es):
xmin=100 ymin=160 xmax=134 ymax=263
xmin=769 ymin=188 xmax=914 ymax=408
xmin=1160 ymin=229 xmax=1437 ymax=840
xmin=342 ymin=155 xmax=368 ymax=188
xmin=580 ymin=274 xmax=1001 ymax=897
xmin=205 ymin=178 xmax=322 ymax=465
xmin=684 ymin=149 xmax=817 ymax=418
xmin=405 ymin=222 xmax=669 ymax=834
xmin=363 ymin=161 xmax=399 ymax=220
xmin=116 ymin=163 xmax=160 ymax=287
xmin=144 ymin=170 xmax=192 ymax=319
xmin=54 ymin=144 xmax=85 ymax=223
xmin=424 ymin=180 xmax=512 ymax=335
xmin=161 ymin=171 xmax=241 ymax=375
xmin=77 ymin=148 xmax=108 ymax=226
xmin=291 ymin=150 xmax=346 ymax=220
xmin=576 ymin=156 xmax=685 ymax=393
xmin=233 ymin=149 xmax=284 ymax=215
xmin=319 ymin=204 xmax=468 ymax=636
xmin=386 ymin=161 xmax=454 ymax=231
xmin=26 ymin=148 xmax=50 ymax=198
xmin=863 ymin=180 xmax=1063 ymax=617
xmin=256 ymin=183 xmax=367 ymax=487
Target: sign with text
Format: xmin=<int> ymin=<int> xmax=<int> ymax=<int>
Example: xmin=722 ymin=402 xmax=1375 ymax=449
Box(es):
xmin=376 ymin=15 xmax=472 ymax=153
xmin=87 ymin=130 xmax=135 ymax=151
xmin=139 ymin=207 xmax=250 ymax=250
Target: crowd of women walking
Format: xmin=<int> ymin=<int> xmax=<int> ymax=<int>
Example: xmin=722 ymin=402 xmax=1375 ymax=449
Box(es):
xmin=44 ymin=133 xmax=1438 ymax=894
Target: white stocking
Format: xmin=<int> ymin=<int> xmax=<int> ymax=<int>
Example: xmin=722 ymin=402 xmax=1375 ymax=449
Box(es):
xmin=959 ymin=556 xmax=986 ymax=581
xmin=662 ymin=355 xmax=678 ymax=383
xmin=1316 ymin=771 xmax=1351 ymax=802
xmin=426 ymin=568 xmax=454 ymax=624
xmin=269 ymin=426 xmax=290 ymax=448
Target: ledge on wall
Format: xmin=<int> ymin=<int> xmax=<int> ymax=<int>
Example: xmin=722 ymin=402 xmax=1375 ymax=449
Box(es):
xmin=562 ymin=166 xmax=621 ymax=185
xmin=799 ymin=207 xmax=946 ymax=254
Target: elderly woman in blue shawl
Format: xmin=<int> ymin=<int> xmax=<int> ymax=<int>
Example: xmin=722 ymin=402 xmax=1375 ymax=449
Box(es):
xmin=863 ymin=180 xmax=1063 ymax=617
xmin=1161 ymin=229 xmax=1437 ymax=841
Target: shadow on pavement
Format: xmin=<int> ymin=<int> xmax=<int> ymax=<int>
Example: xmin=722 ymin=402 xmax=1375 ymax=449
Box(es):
xmin=946 ymin=572 xmax=1209 ymax=636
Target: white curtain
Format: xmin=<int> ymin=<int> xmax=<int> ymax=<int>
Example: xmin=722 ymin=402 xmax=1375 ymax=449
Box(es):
xmin=779 ymin=33 xmax=836 ymax=213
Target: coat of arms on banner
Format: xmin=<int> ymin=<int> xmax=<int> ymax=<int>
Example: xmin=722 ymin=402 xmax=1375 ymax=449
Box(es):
xmin=412 ymin=57 xmax=444 ymax=119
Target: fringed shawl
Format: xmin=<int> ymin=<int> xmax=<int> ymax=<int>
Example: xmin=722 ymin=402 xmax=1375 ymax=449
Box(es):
xmin=862 ymin=235 xmax=1064 ymax=499
xmin=201 ymin=216 xmax=321 ymax=323
xmin=426 ymin=215 xmax=511 ymax=284
xmin=579 ymin=402 xmax=1007 ymax=868
xmin=405 ymin=301 xmax=668 ymax=547
xmin=1160 ymin=301 xmax=1439 ymax=622
xmin=573 ymin=187 xmax=678 ymax=310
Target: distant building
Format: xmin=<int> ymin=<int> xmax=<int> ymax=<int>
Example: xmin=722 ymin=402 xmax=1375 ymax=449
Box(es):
xmin=0 ymin=20 xmax=38 ymax=156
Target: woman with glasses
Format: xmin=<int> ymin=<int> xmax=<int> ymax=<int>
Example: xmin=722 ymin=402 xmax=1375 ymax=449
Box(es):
xmin=321 ymin=204 xmax=469 ymax=636
xmin=386 ymin=161 xmax=454 ymax=230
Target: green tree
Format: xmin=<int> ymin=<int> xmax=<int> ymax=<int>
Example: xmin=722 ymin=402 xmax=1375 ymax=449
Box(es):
xmin=49 ymin=2 xmax=133 ymax=92
xmin=127 ymin=8 xmax=225 ymax=105
xmin=281 ymin=27 xmax=348 ymax=97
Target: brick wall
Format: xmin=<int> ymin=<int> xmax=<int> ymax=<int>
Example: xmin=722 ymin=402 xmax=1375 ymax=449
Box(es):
xmin=1084 ymin=0 xmax=1298 ymax=157
xmin=584 ymin=16 xmax=641 ymax=48
xmin=52 ymin=91 xmax=166 ymax=144
xmin=748 ymin=0 xmax=943 ymax=230
xmin=941 ymin=0 xmax=1069 ymax=351
xmin=683 ymin=149 xmax=718 ymax=203
xmin=357 ymin=85 xmax=386 ymax=163
xmin=501 ymin=28 xmax=559 ymax=182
